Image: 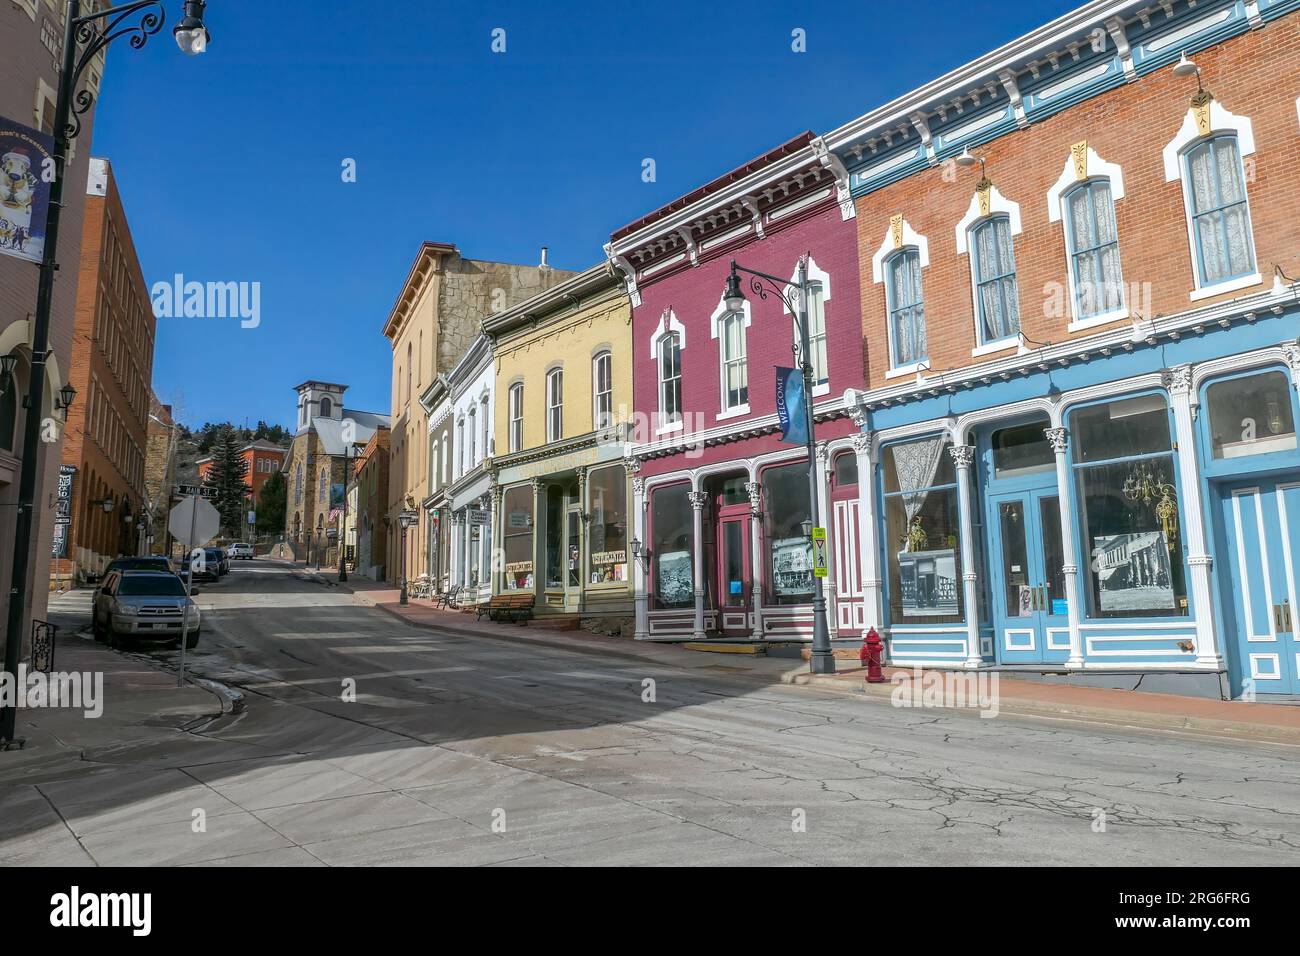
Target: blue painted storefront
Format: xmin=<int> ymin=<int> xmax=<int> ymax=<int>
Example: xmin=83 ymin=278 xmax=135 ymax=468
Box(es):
xmin=860 ymin=305 xmax=1300 ymax=698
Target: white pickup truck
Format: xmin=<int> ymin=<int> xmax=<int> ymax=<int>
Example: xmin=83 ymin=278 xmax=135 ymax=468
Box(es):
xmin=227 ymin=542 xmax=254 ymax=560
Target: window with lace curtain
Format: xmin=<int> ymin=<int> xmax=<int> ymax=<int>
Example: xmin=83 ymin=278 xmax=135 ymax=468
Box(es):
xmin=1184 ymin=135 xmax=1255 ymax=288
xmin=971 ymin=216 xmax=1020 ymax=346
xmin=1064 ymin=180 xmax=1124 ymax=321
xmin=886 ymin=248 xmax=926 ymax=368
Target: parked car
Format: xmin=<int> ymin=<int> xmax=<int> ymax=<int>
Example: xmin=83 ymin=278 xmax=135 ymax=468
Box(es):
xmin=179 ymin=548 xmax=221 ymax=582
xmin=227 ymin=542 xmax=254 ymax=560
xmin=92 ymin=570 xmax=201 ymax=649
xmin=213 ymin=546 xmax=230 ymax=575
xmin=102 ymin=556 xmax=175 ymax=577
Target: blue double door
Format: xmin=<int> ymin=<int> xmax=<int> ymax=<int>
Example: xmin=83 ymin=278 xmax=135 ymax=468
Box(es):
xmin=989 ymin=489 xmax=1071 ymax=663
xmin=1217 ymin=478 xmax=1300 ymax=696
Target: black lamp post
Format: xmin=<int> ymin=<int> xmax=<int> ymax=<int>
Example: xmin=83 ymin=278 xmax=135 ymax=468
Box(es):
xmin=1 ymin=0 xmax=211 ymax=748
xmin=723 ymin=256 xmax=836 ymax=675
xmin=398 ymin=508 xmax=418 ymax=605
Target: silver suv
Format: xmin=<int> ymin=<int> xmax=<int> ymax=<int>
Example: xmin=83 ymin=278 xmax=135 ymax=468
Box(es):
xmin=92 ymin=570 xmax=202 ymax=649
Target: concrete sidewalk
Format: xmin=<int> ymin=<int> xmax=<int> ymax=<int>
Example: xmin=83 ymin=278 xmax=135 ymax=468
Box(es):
xmin=294 ymin=563 xmax=1300 ymax=746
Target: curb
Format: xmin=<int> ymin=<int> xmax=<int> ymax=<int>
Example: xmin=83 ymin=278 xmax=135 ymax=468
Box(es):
xmin=192 ymin=677 xmax=245 ymax=715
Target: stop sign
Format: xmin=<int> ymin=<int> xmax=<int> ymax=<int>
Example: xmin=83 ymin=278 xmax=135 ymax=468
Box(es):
xmin=169 ymin=496 xmax=221 ymax=546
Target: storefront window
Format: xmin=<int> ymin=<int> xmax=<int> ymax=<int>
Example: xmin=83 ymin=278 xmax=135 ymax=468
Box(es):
xmin=1071 ymin=395 xmax=1187 ymax=618
xmin=762 ymin=462 xmax=813 ymax=606
xmin=545 ymin=485 xmax=564 ymax=590
xmin=587 ymin=464 xmax=627 ymax=585
xmin=651 ymin=483 xmax=693 ymax=609
xmin=1206 ymin=370 xmax=1296 ymax=460
xmin=882 ymin=436 xmax=963 ymax=624
xmin=502 ymin=485 xmax=533 ymax=590
xmin=833 ymin=451 xmax=858 ymax=489
xmin=991 ymin=419 xmax=1054 ymax=478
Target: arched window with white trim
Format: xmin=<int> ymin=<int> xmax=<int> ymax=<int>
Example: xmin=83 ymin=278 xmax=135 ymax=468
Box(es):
xmin=1064 ymin=179 xmax=1123 ymax=321
xmin=1185 ymin=135 xmax=1255 ymax=289
xmin=806 ymin=282 xmax=828 ymax=387
xmin=658 ymin=332 xmax=682 ymax=427
xmin=508 ymin=383 xmax=523 ymax=452
xmin=546 ymin=368 xmax=563 ymax=441
xmin=719 ymin=310 xmax=748 ymax=412
xmin=970 ymin=215 xmax=1020 ymax=346
xmin=592 ymin=351 xmax=612 ymax=431
xmin=885 ymin=248 xmax=926 ymax=368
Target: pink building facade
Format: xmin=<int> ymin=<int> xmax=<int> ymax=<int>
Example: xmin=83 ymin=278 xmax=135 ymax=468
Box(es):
xmin=608 ymin=133 xmax=869 ymax=644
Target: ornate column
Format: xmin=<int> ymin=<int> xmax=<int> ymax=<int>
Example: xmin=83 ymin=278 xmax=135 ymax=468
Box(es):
xmin=1045 ymin=426 xmax=1085 ymax=668
xmin=531 ymin=478 xmax=545 ymax=598
xmin=949 ymin=443 xmax=983 ymax=669
xmin=1167 ymin=365 xmax=1222 ymax=667
xmin=449 ymin=512 xmax=464 ymax=589
xmin=632 ymin=475 xmax=649 ymax=640
xmin=489 ymin=479 xmax=503 ymax=596
xmin=853 ymin=432 xmax=883 ymax=639
xmin=745 ymin=479 xmax=764 ymax=639
xmin=688 ymin=489 xmax=708 ymax=640
xmin=576 ymin=466 xmax=588 ymax=612
xmin=815 ymin=442 xmax=838 ymax=638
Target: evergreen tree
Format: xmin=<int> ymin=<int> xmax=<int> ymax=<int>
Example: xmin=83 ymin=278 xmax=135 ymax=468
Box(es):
xmin=256 ymin=470 xmax=287 ymax=535
xmin=203 ymin=426 xmax=251 ymax=537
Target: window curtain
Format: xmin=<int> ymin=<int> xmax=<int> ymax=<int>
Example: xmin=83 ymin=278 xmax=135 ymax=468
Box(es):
xmin=889 ymin=436 xmax=946 ymax=522
xmin=890 ymin=252 xmax=925 ymax=365
xmin=975 ymin=219 xmax=1019 ymax=341
xmin=1189 ymin=139 xmax=1252 ymax=283
xmin=1069 ymin=183 xmax=1123 ymax=317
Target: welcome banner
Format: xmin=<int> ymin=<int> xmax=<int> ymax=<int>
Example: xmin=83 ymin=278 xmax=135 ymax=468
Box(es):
xmin=775 ymin=366 xmax=808 ymax=445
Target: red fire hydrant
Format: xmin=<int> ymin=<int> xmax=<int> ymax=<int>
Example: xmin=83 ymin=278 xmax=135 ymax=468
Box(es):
xmin=861 ymin=627 xmax=886 ymax=684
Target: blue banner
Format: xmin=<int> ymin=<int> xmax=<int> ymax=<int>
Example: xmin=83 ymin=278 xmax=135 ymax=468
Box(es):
xmin=0 ymin=116 xmax=55 ymax=264
xmin=775 ymin=367 xmax=808 ymax=445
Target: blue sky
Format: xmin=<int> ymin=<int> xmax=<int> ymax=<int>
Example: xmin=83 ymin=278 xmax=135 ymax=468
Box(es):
xmin=91 ymin=0 xmax=1079 ymax=430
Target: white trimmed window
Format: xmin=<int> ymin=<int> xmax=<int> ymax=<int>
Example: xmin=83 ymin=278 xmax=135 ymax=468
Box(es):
xmin=1162 ymin=101 xmax=1260 ymax=300
xmin=719 ymin=311 xmax=748 ymax=412
xmin=467 ymin=406 xmax=477 ymax=465
xmin=970 ymin=216 xmax=1021 ymax=346
xmin=546 ymin=368 xmax=563 ymax=441
xmin=1064 ymin=180 xmax=1123 ymax=323
xmin=592 ymin=351 xmax=612 ymax=430
xmin=658 ymin=332 xmax=682 ymax=427
xmin=1185 ymin=136 xmax=1255 ymax=289
xmin=806 ymin=282 xmax=828 ymax=387
xmin=885 ymin=249 xmax=926 ymax=368
xmin=480 ymin=396 xmax=489 ymax=458
xmin=509 ymin=383 xmax=523 ymax=452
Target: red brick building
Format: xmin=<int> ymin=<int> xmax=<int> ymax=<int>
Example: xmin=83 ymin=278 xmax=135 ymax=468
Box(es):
xmin=817 ymin=0 xmax=1300 ymax=698
xmin=54 ymin=158 xmax=155 ymax=581
xmin=197 ymin=439 xmax=287 ymax=502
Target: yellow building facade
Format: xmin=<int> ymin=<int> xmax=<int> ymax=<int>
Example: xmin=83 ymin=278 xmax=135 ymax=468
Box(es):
xmin=486 ymin=266 xmax=634 ymax=625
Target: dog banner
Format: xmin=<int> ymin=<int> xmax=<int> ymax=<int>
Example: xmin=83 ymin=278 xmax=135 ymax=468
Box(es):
xmin=0 ymin=116 xmax=55 ymax=265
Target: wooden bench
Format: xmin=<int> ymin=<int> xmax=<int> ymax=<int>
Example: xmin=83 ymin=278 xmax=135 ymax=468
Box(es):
xmin=475 ymin=593 xmax=536 ymax=624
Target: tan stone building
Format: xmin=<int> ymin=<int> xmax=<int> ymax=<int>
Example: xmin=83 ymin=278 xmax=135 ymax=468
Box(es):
xmin=142 ymin=394 xmax=178 ymax=556
xmin=381 ymin=242 xmax=573 ymax=585
xmin=53 ymin=158 xmax=156 ymax=582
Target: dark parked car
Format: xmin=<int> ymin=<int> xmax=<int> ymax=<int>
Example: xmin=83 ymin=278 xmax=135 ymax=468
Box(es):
xmin=92 ymin=570 xmax=201 ymax=649
xmin=179 ymin=548 xmax=222 ymax=582
xmin=102 ymin=556 xmax=174 ymax=577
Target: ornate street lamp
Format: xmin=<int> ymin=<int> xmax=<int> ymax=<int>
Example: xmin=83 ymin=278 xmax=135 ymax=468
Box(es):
xmin=2 ymin=0 xmax=212 ymax=748
xmin=398 ymin=508 xmax=419 ymax=605
xmin=722 ymin=256 xmax=836 ymax=675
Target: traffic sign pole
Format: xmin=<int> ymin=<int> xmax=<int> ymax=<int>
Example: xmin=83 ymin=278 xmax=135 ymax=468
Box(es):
xmin=178 ymin=495 xmax=197 ymax=688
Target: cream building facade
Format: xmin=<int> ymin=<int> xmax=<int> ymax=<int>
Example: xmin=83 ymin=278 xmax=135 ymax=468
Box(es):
xmin=485 ymin=265 xmax=635 ymax=626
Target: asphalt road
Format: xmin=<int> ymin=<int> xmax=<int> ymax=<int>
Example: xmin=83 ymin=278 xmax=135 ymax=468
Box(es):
xmin=12 ymin=560 xmax=1300 ymax=866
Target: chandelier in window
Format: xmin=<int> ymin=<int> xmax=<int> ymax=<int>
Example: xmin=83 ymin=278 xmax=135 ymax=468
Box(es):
xmin=1122 ymin=461 xmax=1179 ymax=549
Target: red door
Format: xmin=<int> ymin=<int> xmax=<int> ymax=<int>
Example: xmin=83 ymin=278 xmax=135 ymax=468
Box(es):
xmin=717 ymin=512 xmax=752 ymax=637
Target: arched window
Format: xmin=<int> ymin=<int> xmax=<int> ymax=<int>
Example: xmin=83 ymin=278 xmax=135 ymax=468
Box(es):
xmin=885 ymin=248 xmax=926 ymax=367
xmin=1184 ymin=135 xmax=1255 ymax=287
xmin=294 ymin=462 xmax=303 ymax=503
xmin=719 ymin=311 xmax=748 ymax=411
xmin=319 ymin=468 xmax=328 ymax=502
xmin=319 ymin=396 xmax=332 ymax=418
xmin=592 ymin=351 xmax=612 ymax=431
xmin=970 ymin=216 xmax=1020 ymax=346
xmin=806 ymin=282 xmax=828 ymax=386
xmin=480 ymin=396 xmax=489 ymax=457
xmin=509 ymin=383 xmax=523 ymax=452
xmin=468 ymin=406 xmax=477 ymax=465
xmin=456 ymin=419 xmax=464 ymax=476
xmin=1063 ymin=180 xmax=1123 ymax=321
xmin=658 ymin=333 xmax=681 ymax=426
xmin=546 ymin=368 xmax=563 ymax=441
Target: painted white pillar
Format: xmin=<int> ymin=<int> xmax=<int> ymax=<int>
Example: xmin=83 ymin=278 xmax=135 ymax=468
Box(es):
xmin=745 ymin=479 xmax=764 ymax=640
xmin=531 ymin=479 xmax=545 ymax=600
xmin=853 ymin=432 xmax=884 ymax=638
xmin=1168 ymin=365 xmax=1223 ymax=667
xmin=449 ymin=516 xmax=462 ymax=590
xmin=1045 ymin=426 xmax=1086 ymax=668
xmin=815 ymin=442 xmax=837 ymax=638
xmin=949 ymin=444 xmax=984 ymax=669
xmin=632 ymin=476 xmax=649 ymax=640
xmin=689 ymin=489 xmax=707 ymax=640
